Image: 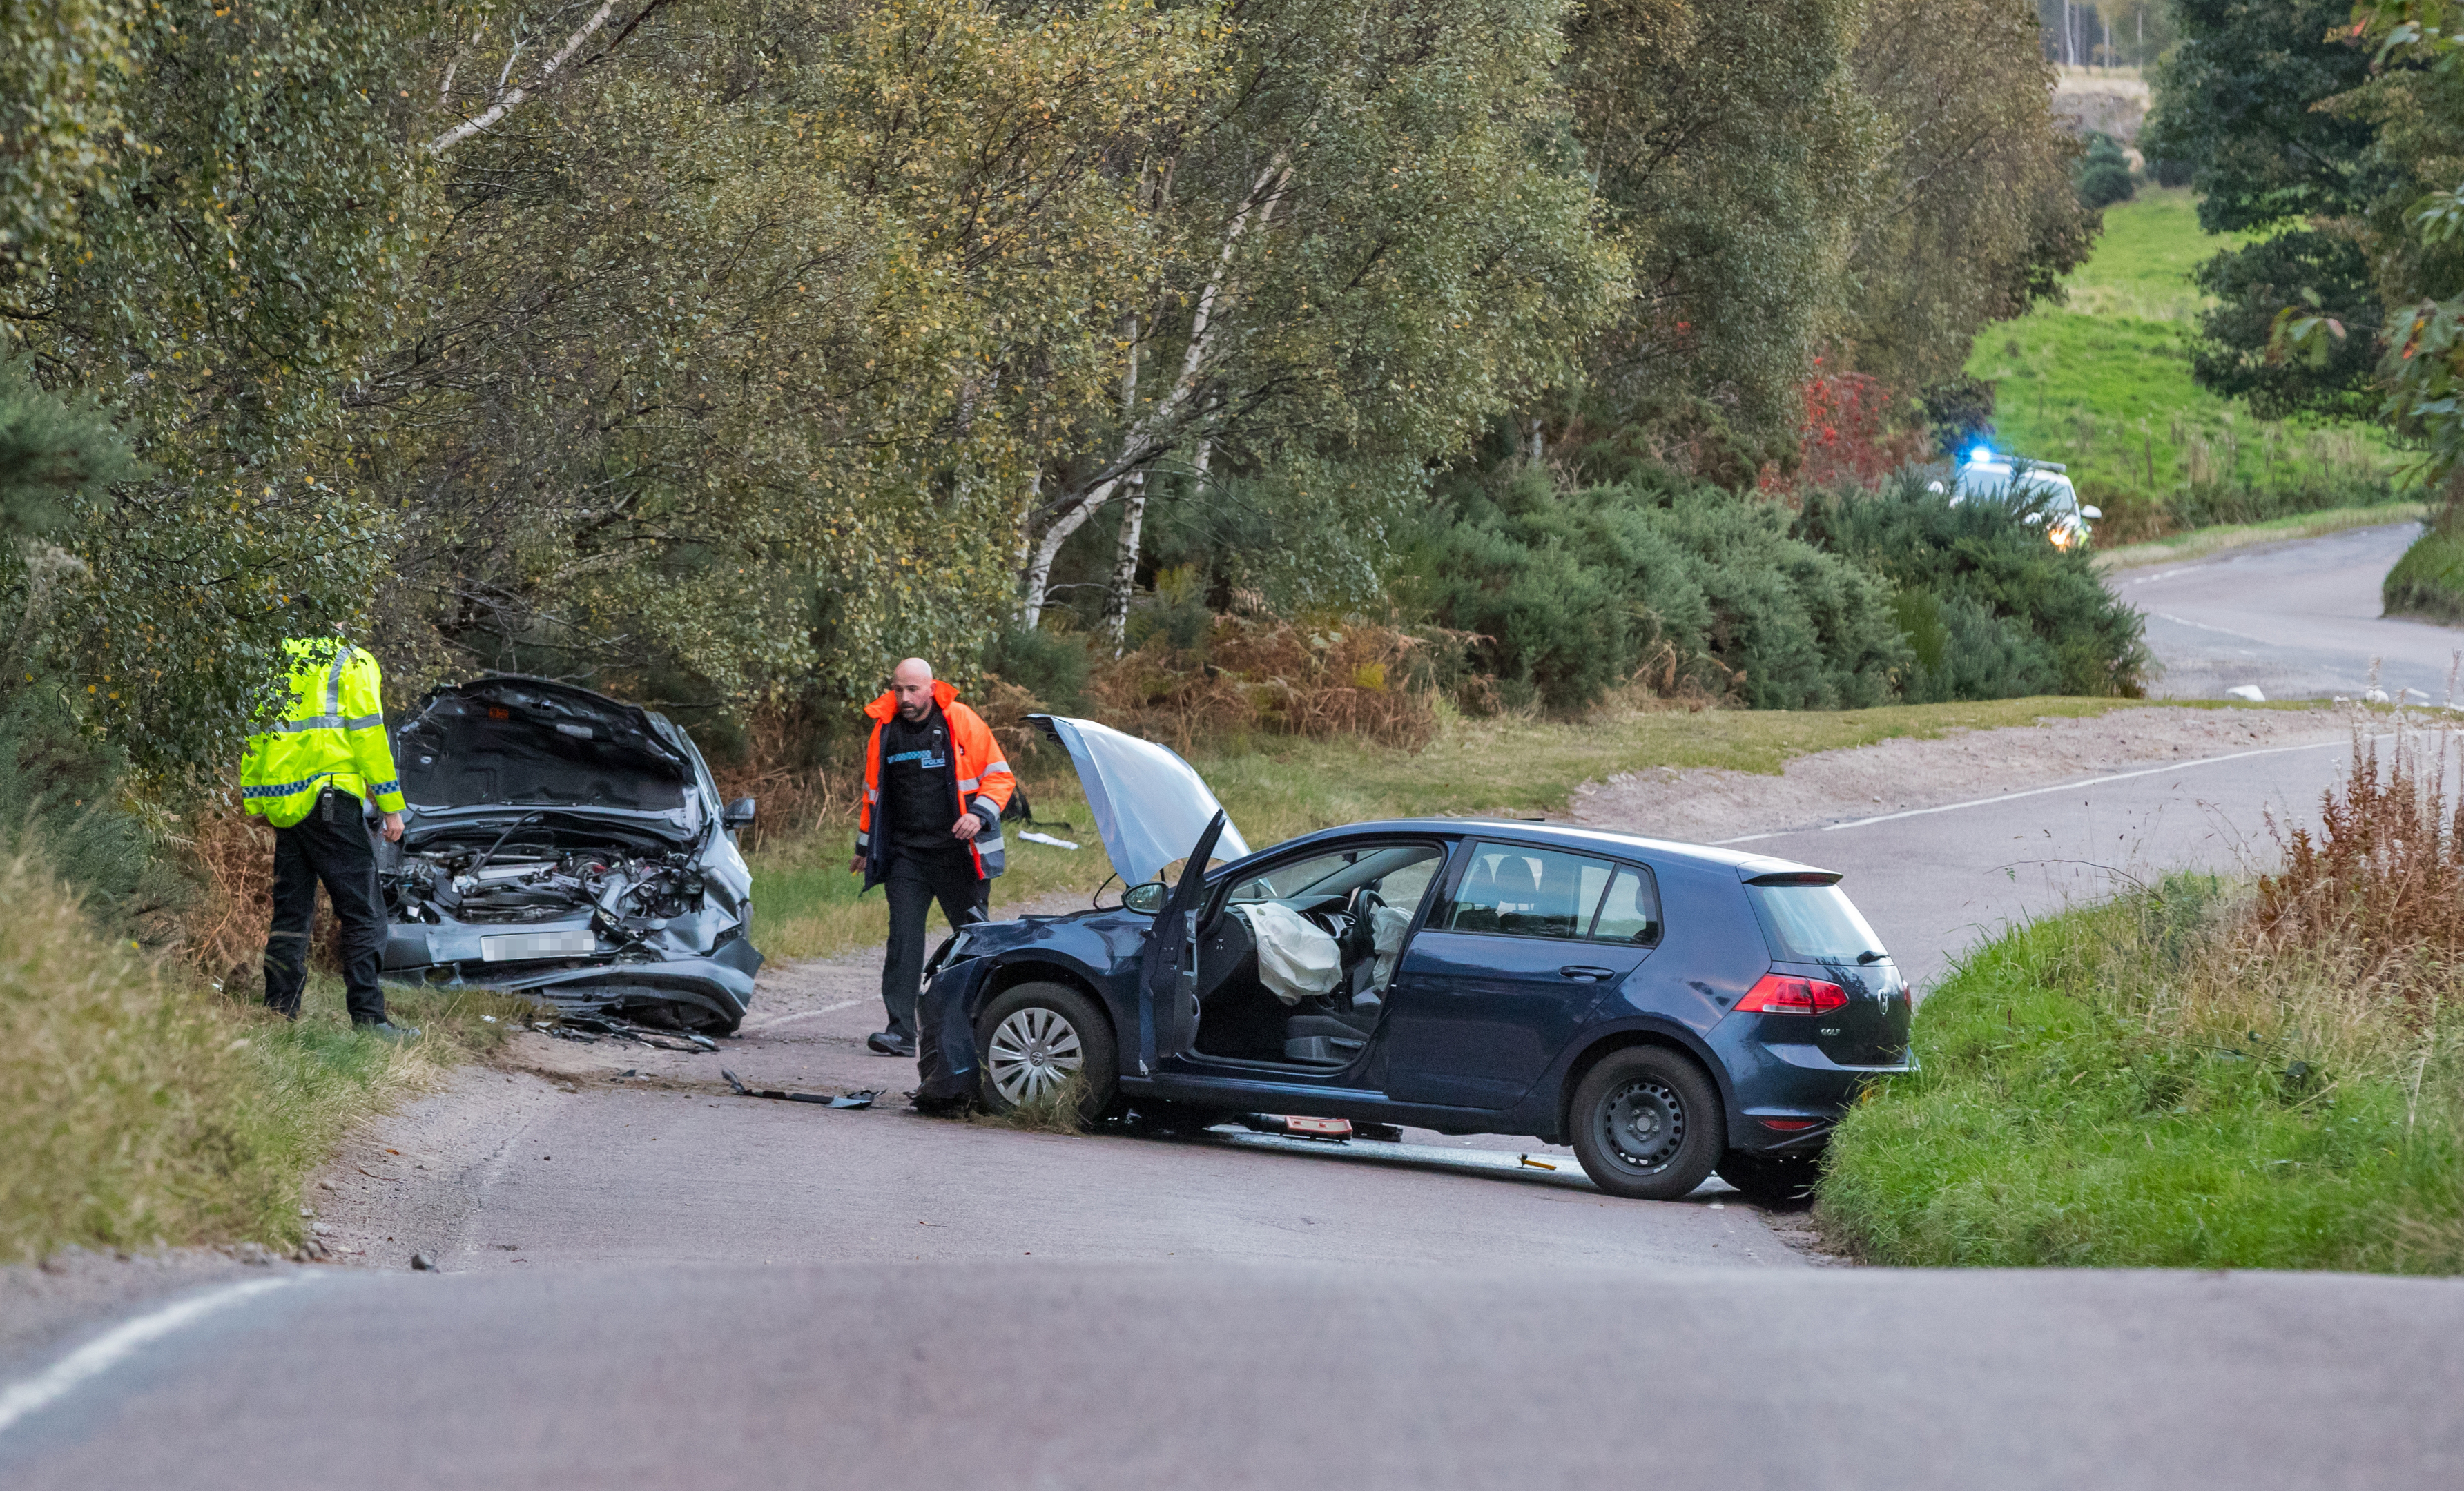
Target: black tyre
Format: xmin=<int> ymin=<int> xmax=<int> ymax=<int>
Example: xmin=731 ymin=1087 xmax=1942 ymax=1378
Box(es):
xmin=1567 ymin=1046 xmax=1723 ymax=1201
xmin=975 ymin=982 xmax=1118 ymax=1124
xmin=1715 ymin=1149 xmax=1823 ymax=1208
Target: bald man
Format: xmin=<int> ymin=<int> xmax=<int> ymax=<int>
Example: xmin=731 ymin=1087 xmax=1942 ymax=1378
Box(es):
xmin=852 ymin=659 xmax=1016 ymax=1056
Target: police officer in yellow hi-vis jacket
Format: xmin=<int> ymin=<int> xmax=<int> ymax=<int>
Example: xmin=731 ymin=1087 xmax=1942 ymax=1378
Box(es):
xmin=238 ymin=636 xmax=417 ymax=1037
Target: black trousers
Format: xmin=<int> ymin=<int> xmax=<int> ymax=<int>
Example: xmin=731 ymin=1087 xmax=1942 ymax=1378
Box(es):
xmin=265 ymin=790 xmax=390 ymax=1025
xmin=880 ymin=850 xmax=987 ymax=1040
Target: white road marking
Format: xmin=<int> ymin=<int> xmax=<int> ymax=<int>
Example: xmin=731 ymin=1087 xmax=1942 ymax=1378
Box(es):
xmin=0 ymin=1276 xmax=302 ymax=1440
xmin=2148 ymin=610 xmax=2279 ymax=644
xmin=1713 ymin=738 xmax=2351 ymax=846
xmin=741 ymin=997 xmax=865 ymax=1032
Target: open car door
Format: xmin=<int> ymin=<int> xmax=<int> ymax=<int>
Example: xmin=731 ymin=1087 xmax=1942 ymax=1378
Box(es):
xmin=1133 ymin=811 xmax=1228 ymax=1075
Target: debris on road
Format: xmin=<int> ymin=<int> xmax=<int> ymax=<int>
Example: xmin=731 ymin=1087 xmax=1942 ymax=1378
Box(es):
xmin=529 ymin=1014 xmax=718 ymax=1053
xmin=721 ymin=1069 xmax=877 ymax=1109
xmin=1241 ymin=1113 xmax=1352 ymax=1142
xmin=409 ymin=1252 xmax=436 ymax=1271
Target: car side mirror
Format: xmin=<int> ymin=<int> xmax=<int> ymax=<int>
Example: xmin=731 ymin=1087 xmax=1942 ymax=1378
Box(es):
xmin=1121 ymin=880 xmax=1170 ymax=914
xmin=2024 ymin=511 xmax=2044 ymax=525
xmin=722 ymin=797 xmax=757 ymax=828
xmin=2080 ymin=505 xmax=2102 ymax=520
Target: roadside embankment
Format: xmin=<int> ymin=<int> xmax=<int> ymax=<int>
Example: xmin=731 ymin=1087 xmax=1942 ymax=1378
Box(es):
xmin=1818 ymin=728 xmax=2464 ymax=1272
xmin=1 ymin=845 xmax=519 ymax=1265
xmin=2383 ymin=513 xmax=2464 ymax=625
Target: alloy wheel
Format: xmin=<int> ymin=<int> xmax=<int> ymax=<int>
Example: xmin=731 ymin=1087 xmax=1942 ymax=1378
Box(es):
xmin=1600 ymin=1078 xmax=1685 ymax=1172
xmin=986 ymin=1005 xmax=1085 ymax=1104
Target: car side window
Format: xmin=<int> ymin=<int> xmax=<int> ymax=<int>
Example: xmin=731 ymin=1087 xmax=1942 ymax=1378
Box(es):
xmin=1589 ymin=867 xmax=1660 ymax=944
xmin=1445 ymin=844 xmax=1614 ymax=941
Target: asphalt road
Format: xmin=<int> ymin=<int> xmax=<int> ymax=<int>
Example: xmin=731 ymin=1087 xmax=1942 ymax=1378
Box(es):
xmin=4 ymin=1263 xmax=2458 ymax=1490
xmin=2121 ymin=520 xmax=2461 ymax=701
xmin=1724 ymin=728 xmax=2365 ymax=988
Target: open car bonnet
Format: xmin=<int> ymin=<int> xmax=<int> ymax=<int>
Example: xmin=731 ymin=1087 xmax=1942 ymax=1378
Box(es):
xmin=398 ymin=676 xmax=705 ymax=840
xmin=1030 ymin=715 xmax=1250 ymax=887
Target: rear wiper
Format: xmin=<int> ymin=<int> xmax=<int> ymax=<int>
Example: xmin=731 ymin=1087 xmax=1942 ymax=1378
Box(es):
xmin=1856 ymin=949 xmax=1888 ymax=964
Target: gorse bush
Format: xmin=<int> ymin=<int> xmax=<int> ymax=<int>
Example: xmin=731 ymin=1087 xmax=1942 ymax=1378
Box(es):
xmin=1408 ymin=469 xmax=1909 ymax=712
xmin=1798 ymin=474 xmax=2151 ymax=698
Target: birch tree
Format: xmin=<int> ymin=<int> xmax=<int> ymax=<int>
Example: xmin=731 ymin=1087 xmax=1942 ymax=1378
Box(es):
xmin=1018 ymin=0 xmax=1620 ymax=635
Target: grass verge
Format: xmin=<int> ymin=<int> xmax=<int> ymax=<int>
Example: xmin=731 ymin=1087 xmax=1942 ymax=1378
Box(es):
xmin=2383 ymin=518 xmax=2464 ymax=625
xmin=1 ymin=849 xmax=521 ymax=1262
xmin=752 ymin=694 xmax=2184 ymax=962
xmin=2096 ymin=503 xmax=2430 ymax=573
xmin=1818 ymin=715 xmax=2464 ymax=1276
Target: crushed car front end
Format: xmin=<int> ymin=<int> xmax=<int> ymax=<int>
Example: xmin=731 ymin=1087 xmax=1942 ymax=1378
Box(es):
xmin=376 ymin=676 xmax=761 ymax=1033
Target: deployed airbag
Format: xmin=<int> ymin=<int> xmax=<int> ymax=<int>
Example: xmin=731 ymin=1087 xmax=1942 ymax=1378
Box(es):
xmin=1238 ymin=903 xmax=1341 ymax=1005
xmin=1370 ymin=903 xmax=1411 ymax=988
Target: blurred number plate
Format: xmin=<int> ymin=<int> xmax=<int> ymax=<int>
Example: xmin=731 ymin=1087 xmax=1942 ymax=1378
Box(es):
xmin=480 ymin=930 xmax=599 ymax=962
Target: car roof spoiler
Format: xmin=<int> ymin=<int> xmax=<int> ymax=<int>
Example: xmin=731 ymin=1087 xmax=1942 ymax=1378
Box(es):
xmin=1734 ymin=857 xmax=1842 ymax=886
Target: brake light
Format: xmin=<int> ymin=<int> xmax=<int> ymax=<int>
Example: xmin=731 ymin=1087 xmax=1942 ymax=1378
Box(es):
xmin=1735 ymin=973 xmax=1848 ymax=1015
xmin=1758 ymin=1118 xmax=1821 ymax=1132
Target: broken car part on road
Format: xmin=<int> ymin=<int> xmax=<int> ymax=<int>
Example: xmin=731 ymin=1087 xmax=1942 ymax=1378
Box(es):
xmin=721 ymin=1070 xmax=877 ymax=1109
xmin=376 ymin=676 xmax=763 ymax=1034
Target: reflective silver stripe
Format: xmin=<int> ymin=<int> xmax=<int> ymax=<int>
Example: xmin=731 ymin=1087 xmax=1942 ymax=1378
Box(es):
xmin=981 ymin=761 xmax=1013 ymax=778
xmin=864 ymin=789 xmax=880 ymax=803
xmin=324 ymin=643 xmax=353 ymax=717
xmin=269 ymin=714 xmax=345 ymax=733
xmin=343 ymin=713 xmax=383 ymax=731
xmin=971 ymin=795 xmax=1001 ymax=823
xmin=956 ymin=776 xmax=981 ymax=792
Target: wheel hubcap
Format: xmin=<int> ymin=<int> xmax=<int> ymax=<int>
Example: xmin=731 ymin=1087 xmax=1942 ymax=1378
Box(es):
xmin=1600 ymin=1078 xmax=1685 ymax=1172
xmin=987 ymin=1006 xmax=1083 ymax=1104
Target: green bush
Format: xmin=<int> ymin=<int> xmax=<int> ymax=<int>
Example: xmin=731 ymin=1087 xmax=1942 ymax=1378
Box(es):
xmin=1798 ymin=475 xmax=2151 ymax=697
xmin=1890 ymin=588 xmax=2058 ymax=703
xmin=1408 ymin=469 xmax=1909 ymax=712
xmin=2073 ymin=132 xmax=2136 ymax=210
xmin=0 ymin=686 xmax=148 ymax=909
xmin=2383 ymin=514 xmax=2464 ymax=625
xmin=983 ymin=625 xmax=1094 ymax=712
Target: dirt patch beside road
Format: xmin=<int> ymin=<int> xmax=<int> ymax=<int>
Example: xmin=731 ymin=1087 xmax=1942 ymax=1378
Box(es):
xmin=1573 ymin=705 xmax=2348 ymax=846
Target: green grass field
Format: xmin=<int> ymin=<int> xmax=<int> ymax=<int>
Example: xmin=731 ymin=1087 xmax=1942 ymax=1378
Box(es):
xmin=1969 ymin=188 xmax=2400 ymax=513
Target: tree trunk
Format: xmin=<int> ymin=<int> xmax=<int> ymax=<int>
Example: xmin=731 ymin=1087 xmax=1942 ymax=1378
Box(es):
xmin=1101 ymin=473 xmax=1146 ymax=652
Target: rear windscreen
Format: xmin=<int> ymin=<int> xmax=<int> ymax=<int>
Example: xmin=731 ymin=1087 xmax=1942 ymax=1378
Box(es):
xmin=1748 ymin=883 xmax=1885 ymax=962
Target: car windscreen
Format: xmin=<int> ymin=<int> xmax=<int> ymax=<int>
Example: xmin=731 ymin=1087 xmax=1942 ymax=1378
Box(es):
xmin=1748 ymin=883 xmax=1885 ymax=963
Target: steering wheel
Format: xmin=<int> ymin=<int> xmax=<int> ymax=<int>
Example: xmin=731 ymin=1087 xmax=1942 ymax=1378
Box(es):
xmin=1342 ymin=887 xmax=1385 ymax=964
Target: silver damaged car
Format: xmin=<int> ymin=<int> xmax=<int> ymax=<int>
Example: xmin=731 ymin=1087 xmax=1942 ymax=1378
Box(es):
xmin=376 ymin=675 xmax=762 ymax=1033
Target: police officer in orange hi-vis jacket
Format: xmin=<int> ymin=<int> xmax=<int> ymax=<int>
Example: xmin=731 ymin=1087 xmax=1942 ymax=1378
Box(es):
xmin=849 ymin=658 xmax=1016 ymax=1057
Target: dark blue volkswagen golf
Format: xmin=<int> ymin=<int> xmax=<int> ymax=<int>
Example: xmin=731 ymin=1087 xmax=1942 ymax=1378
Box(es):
xmin=918 ymin=717 xmax=1912 ymax=1202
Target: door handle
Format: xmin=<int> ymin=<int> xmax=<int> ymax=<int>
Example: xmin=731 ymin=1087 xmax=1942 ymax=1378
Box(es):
xmin=1559 ymin=965 xmax=1617 ymax=982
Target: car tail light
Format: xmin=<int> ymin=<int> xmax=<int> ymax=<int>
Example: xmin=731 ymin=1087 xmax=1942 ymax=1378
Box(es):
xmin=1758 ymin=1118 xmax=1821 ymax=1132
xmin=1735 ymin=973 xmax=1848 ymax=1015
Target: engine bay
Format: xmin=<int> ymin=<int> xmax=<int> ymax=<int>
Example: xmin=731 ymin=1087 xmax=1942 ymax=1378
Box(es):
xmin=389 ymin=838 xmax=707 ymax=927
